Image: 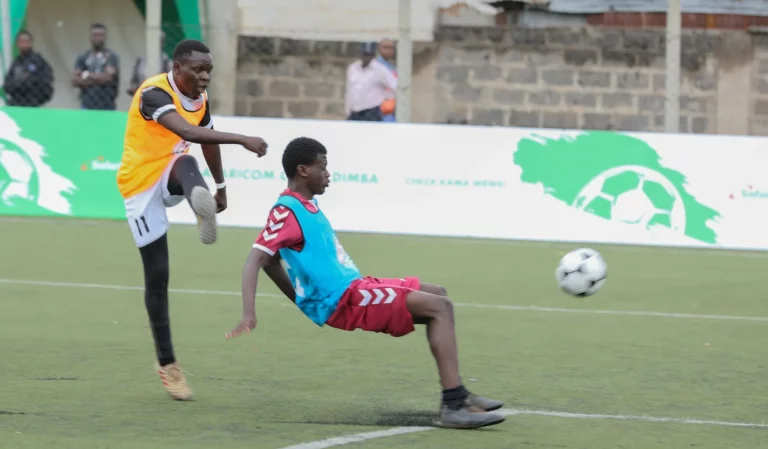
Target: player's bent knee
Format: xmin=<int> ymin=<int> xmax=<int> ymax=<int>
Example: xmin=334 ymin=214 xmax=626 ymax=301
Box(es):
xmin=431 ymin=285 xmax=449 ymax=298
xmin=406 ymin=290 xmax=454 ymax=320
xmin=174 ymin=154 xmax=199 ymax=167
xmin=170 ymin=155 xmax=202 ymax=180
xmin=440 ymin=295 xmax=454 ymax=317
xmin=420 ymin=283 xmax=448 ymax=297
xmin=428 ymin=296 xmax=454 ymax=318
xmin=428 ymin=296 xmax=453 ymax=322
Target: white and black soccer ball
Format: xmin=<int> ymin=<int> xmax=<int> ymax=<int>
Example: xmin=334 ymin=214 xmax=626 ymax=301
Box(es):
xmin=555 ymin=248 xmax=607 ymax=297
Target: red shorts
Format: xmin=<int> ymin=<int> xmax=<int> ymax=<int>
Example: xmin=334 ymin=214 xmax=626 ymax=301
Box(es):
xmin=326 ymin=276 xmax=420 ymax=337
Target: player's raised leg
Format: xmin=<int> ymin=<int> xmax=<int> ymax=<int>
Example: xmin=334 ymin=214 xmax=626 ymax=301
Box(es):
xmin=167 ymin=155 xmax=217 ymax=244
xmin=405 ymin=287 xmax=505 ymax=429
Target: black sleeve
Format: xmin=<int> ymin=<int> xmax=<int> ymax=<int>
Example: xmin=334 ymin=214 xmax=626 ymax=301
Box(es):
xmin=139 ymin=87 xmax=176 ymax=121
xmin=3 ymin=60 xmax=17 ymax=91
xmin=199 ymin=98 xmax=213 ymax=128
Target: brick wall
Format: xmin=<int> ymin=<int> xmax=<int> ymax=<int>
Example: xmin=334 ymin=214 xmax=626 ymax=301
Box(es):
xmin=434 ymin=27 xmax=724 ymax=133
xmin=235 ymin=38 xmax=354 ymax=120
xmin=235 ymin=26 xmax=766 ymax=135
xmin=586 ymin=12 xmax=768 ymax=29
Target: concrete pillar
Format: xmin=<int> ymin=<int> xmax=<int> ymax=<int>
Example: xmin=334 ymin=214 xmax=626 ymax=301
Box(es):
xmin=205 ymin=0 xmax=238 ymax=116
xmin=715 ymin=32 xmax=753 ymax=135
xmin=716 ymin=63 xmax=750 ymax=135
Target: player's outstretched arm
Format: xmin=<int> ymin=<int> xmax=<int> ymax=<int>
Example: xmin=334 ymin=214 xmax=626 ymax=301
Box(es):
xmin=226 ymin=248 xmax=271 ymax=339
xmin=158 ymin=112 xmax=267 ymax=156
xmin=201 ymin=143 xmax=227 ymax=212
xmin=263 ymin=253 xmax=296 ymax=303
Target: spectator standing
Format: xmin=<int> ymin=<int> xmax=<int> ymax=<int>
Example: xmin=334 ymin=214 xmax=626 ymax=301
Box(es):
xmin=127 ymin=31 xmax=173 ymax=97
xmin=344 ymin=42 xmax=397 ymax=121
xmin=377 ymin=38 xmax=397 ymax=122
xmin=2 ymin=30 xmax=54 ymax=107
xmin=71 ymin=23 xmax=120 ymax=110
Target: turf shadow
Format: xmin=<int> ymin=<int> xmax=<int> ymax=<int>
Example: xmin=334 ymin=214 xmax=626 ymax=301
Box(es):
xmin=279 ymin=409 xmax=439 ymax=427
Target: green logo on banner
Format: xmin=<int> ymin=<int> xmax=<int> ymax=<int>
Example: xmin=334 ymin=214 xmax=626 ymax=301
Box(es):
xmin=514 ymin=132 xmax=721 ymax=244
xmin=0 ymin=107 xmax=127 ymax=219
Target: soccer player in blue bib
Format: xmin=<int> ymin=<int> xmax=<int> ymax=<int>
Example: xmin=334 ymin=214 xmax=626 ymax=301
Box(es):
xmin=227 ymin=137 xmax=505 ymax=429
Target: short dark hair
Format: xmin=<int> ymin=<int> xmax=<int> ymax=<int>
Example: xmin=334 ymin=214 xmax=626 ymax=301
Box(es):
xmin=91 ymin=23 xmax=106 ymax=31
xmin=16 ymin=29 xmax=32 ymax=40
xmin=173 ymin=39 xmax=210 ymax=61
xmin=282 ymin=137 xmax=327 ymax=179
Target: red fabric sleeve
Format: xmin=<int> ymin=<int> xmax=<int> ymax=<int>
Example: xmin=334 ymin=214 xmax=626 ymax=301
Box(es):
xmin=252 ymin=205 xmax=304 ymax=254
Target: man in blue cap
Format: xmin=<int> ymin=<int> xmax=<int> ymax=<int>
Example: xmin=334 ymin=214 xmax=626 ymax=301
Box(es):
xmin=344 ymin=42 xmax=398 ymax=121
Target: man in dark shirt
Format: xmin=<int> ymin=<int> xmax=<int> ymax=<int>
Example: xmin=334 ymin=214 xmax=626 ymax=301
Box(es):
xmin=2 ymin=30 xmax=54 ymax=107
xmin=71 ymin=23 xmax=120 ymax=110
xmin=127 ymin=31 xmax=173 ymax=97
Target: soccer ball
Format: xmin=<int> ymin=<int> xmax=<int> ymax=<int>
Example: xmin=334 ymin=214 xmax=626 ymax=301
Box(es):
xmin=555 ymin=248 xmax=607 ymax=297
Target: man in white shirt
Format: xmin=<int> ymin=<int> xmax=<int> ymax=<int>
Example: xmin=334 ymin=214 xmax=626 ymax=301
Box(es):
xmin=345 ymin=42 xmax=398 ymax=121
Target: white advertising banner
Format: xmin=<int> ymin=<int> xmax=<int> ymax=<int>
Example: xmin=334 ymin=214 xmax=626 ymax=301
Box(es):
xmin=167 ymin=116 xmax=768 ymax=251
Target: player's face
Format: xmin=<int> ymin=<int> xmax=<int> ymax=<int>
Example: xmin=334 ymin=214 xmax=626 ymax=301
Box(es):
xmin=307 ymin=154 xmax=330 ymax=195
xmin=175 ymin=51 xmax=213 ymax=98
xmin=379 ymin=40 xmax=394 ymax=60
xmin=16 ymin=34 xmax=32 ymax=53
xmin=90 ymin=28 xmax=106 ymax=49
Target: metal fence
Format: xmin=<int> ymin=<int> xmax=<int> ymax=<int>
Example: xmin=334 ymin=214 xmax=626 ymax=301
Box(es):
xmin=2 ymin=1 xmax=694 ymax=135
xmin=1 ymin=17 xmax=407 ymax=123
xmin=1 ymin=16 xmax=198 ymax=111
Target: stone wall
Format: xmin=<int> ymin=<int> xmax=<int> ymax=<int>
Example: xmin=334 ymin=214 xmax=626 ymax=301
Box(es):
xmin=235 ymin=26 xmax=767 ymax=135
xmin=434 ymin=27 xmax=722 ymax=133
xmin=235 ymin=38 xmax=354 ymax=120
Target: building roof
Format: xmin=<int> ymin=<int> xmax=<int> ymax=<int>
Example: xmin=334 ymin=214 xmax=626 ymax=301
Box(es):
xmin=543 ymin=0 xmax=768 ymax=16
xmin=438 ymin=1 xmax=551 ymax=16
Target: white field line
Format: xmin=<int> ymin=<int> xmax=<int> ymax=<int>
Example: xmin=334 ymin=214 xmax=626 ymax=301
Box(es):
xmin=277 ymin=407 xmax=768 ymax=449
xmin=4 ymin=215 xmax=768 ymax=259
xmin=450 ymin=237 xmax=768 ymax=259
xmin=501 ymin=408 xmax=768 ymax=428
xmin=278 ymin=426 xmax=432 ymax=449
xmin=0 ymin=273 xmax=764 ymax=442
xmin=0 ymin=278 xmax=766 ymax=323
xmin=0 ymin=278 xmax=280 ymax=298
xmin=459 ymin=303 xmax=768 ymax=322
xmin=0 ymin=216 xmax=113 ymax=227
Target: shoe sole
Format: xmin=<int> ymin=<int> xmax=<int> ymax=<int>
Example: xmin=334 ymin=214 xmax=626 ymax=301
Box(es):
xmin=434 ymin=415 xmax=506 ymax=429
xmin=189 ymin=186 xmax=217 ymax=244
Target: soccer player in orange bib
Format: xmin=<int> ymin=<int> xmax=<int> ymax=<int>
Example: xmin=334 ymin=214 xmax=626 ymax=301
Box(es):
xmin=117 ymin=39 xmax=267 ymax=400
